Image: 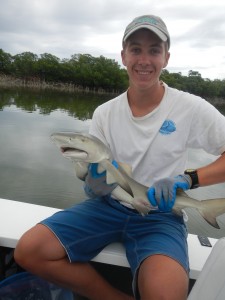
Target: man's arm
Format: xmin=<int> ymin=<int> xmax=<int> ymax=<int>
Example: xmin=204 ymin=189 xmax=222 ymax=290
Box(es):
xmin=197 ymin=153 xmax=225 ymax=186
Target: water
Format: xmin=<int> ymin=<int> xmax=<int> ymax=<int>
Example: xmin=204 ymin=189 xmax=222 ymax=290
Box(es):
xmin=0 ymin=88 xmax=225 ymax=239
xmin=0 ymin=88 xmax=107 ymax=208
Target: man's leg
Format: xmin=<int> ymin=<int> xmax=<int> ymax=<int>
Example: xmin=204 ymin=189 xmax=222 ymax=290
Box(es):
xmin=14 ymin=224 xmax=134 ymax=300
xmin=138 ymin=255 xmax=189 ymax=300
xmin=123 ymin=209 xmax=189 ymax=300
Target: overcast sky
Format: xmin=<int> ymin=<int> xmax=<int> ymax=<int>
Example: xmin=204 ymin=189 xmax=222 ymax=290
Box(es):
xmin=1 ymin=0 xmax=225 ymax=80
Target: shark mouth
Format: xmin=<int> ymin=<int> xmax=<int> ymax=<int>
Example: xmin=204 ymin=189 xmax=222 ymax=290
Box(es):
xmin=60 ymin=147 xmax=88 ymax=159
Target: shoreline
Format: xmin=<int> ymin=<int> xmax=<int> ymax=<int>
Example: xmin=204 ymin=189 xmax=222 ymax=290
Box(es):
xmin=0 ymin=74 xmax=120 ymax=95
xmin=0 ymin=74 xmax=224 ymax=105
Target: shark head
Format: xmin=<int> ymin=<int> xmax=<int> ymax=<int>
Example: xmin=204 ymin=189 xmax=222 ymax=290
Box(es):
xmin=51 ymin=132 xmax=113 ymax=163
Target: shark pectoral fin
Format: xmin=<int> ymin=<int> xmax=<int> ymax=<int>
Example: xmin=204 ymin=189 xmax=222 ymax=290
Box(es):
xmin=117 ymin=162 xmax=132 ymax=176
xmin=73 ymin=162 xmax=88 ymax=181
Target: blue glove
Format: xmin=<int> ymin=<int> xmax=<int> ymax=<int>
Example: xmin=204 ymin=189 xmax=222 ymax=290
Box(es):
xmin=147 ymin=175 xmax=191 ymax=212
xmin=84 ymin=161 xmax=118 ymax=198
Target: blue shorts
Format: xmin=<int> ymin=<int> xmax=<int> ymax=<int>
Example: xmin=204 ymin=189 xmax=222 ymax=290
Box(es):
xmin=40 ymin=196 xmax=189 ymax=298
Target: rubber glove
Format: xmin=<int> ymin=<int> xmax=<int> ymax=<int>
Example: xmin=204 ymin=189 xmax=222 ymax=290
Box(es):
xmin=147 ymin=175 xmax=191 ymax=212
xmin=84 ymin=161 xmax=118 ymax=198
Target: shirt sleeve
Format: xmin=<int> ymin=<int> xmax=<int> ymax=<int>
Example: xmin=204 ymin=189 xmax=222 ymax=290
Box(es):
xmin=187 ymin=99 xmax=225 ymax=155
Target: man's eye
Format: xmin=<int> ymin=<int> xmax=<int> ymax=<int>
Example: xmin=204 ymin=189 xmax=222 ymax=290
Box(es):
xmin=131 ymin=48 xmax=140 ymax=54
xmin=150 ymin=48 xmax=161 ymax=55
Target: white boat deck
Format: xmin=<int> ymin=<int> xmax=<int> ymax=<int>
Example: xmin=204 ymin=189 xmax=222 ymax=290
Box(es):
xmin=0 ymin=198 xmax=218 ymax=280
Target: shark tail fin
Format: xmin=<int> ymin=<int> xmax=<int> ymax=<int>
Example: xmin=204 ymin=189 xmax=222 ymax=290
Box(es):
xmin=177 ymin=191 xmax=222 ymax=229
xmin=198 ymin=202 xmax=220 ymax=229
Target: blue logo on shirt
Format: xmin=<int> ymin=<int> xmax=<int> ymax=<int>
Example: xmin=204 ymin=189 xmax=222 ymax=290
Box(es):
xmin=159 ymin=120 xmax=176 ymax=135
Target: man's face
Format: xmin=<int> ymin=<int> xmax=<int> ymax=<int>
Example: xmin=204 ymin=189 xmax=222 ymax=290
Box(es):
xmin=121 ymin=29 xmax=170 ymax=90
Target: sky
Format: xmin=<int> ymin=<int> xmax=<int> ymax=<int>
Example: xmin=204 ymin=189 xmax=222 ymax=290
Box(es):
xmin=0 ymin=0 xmax=225 ymax=80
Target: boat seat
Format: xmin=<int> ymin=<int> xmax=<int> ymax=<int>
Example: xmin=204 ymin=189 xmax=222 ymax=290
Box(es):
xmin=188 ymin=237 xmax=225 ymax=300
xmin=0 ymin=198 xmax=218 ymax=281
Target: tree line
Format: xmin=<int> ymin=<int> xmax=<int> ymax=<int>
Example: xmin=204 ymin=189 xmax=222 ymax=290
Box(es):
xmin=0 ymin=48 xmax=225 ymax=99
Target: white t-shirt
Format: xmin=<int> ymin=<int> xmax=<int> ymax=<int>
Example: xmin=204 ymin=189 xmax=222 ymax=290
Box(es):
xmin=89 ymin=83 xmax=225 ymax=187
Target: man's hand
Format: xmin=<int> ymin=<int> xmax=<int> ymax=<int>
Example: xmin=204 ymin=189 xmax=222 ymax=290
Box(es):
xmin=84 ymin=162 xmax=118 ymax=197
xmin=147 ymin=175 xmax=192 ymax=212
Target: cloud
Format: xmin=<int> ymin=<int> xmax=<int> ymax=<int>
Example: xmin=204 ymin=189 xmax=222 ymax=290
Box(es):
xmin=0 ymin=0 xmax=225 ymax=79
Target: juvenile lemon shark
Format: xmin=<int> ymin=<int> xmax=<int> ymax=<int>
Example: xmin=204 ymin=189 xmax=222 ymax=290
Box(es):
xmin=51 ymin=131 xmax=225 ymax=229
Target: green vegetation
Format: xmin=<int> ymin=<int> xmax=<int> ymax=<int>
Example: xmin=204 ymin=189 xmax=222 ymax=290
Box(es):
xmin=0 ymin=49 xmax=127 ymax=94
xmin=160 ymin=70 xmax=225 ymax=100
xmin=0 ymin=48 xmax=225 ymax=100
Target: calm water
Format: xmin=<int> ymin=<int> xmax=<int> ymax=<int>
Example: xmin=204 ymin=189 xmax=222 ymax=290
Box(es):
xmin=1 ymin=88 xmax=225 ymax=239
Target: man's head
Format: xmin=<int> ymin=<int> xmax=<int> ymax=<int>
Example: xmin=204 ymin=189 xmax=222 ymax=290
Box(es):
xmin=121 ymin=15 xmax=170 ymax=91
xmin=122 ymin=15 xmax=170 ymax=50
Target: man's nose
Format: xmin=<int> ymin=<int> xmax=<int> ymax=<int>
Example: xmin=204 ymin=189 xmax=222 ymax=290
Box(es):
xmin=138 ymin=52 xmax=150 ymax=65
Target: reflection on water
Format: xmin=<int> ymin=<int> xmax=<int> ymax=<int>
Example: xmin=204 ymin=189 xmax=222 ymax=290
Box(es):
xmin=0 ymin=88 xmax=225 ymax=239
xmin=0 ymin=87 xmax=108 ymax=119
xmin=0 ymin=88 xmax=109 ymax=209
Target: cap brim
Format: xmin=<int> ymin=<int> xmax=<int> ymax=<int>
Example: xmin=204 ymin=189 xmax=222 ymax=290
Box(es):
xmin=123 ymin=25 xmax=167 ymax=43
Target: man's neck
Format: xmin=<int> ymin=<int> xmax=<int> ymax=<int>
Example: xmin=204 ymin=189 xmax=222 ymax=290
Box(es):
xmin=127 ymin=81 xmax=165 ymax=117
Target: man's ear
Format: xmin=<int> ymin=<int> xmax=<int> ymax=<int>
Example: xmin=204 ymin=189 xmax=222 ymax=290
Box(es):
xmin=163 ymin=51 xmax=170 ymax=68
xmin=121 ymin=49 xmax=126 ymax=67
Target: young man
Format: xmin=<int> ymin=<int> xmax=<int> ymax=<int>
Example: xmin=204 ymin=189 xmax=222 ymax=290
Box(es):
xmin=15 ymin=15 xmax=225 ymax=300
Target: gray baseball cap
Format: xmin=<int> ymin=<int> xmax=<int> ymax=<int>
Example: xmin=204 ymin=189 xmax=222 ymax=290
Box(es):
xmin=122 ymin=15 xmax=170 ymax=49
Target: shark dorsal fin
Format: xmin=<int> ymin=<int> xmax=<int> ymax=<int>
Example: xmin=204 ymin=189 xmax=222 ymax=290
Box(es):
xmin=118 ymin=162 xmax=132 ymax=176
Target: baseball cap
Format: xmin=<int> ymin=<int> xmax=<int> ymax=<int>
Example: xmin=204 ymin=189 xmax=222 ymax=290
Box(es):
xmin=122 ymin=15 xmax=170 ymax=49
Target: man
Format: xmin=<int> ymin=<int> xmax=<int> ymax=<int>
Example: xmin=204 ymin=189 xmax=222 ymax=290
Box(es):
xmin=15 ymin=15 xmax=225 ymax=300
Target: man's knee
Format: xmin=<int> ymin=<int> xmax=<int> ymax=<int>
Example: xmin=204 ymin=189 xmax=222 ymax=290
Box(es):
xmin=14 ymin=224 xmax=67 ymax=270
xmin=138 ymin=255 xmax=188 ymax=300
xmin=14 ymin=224 xmax=50 ymax=268
xmin=14 ymin=228 xmax=38 ymax=269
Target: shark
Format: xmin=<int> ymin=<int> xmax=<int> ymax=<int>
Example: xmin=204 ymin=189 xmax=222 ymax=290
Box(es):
xmin=51 ymin=131 xmax=225 ymax=229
